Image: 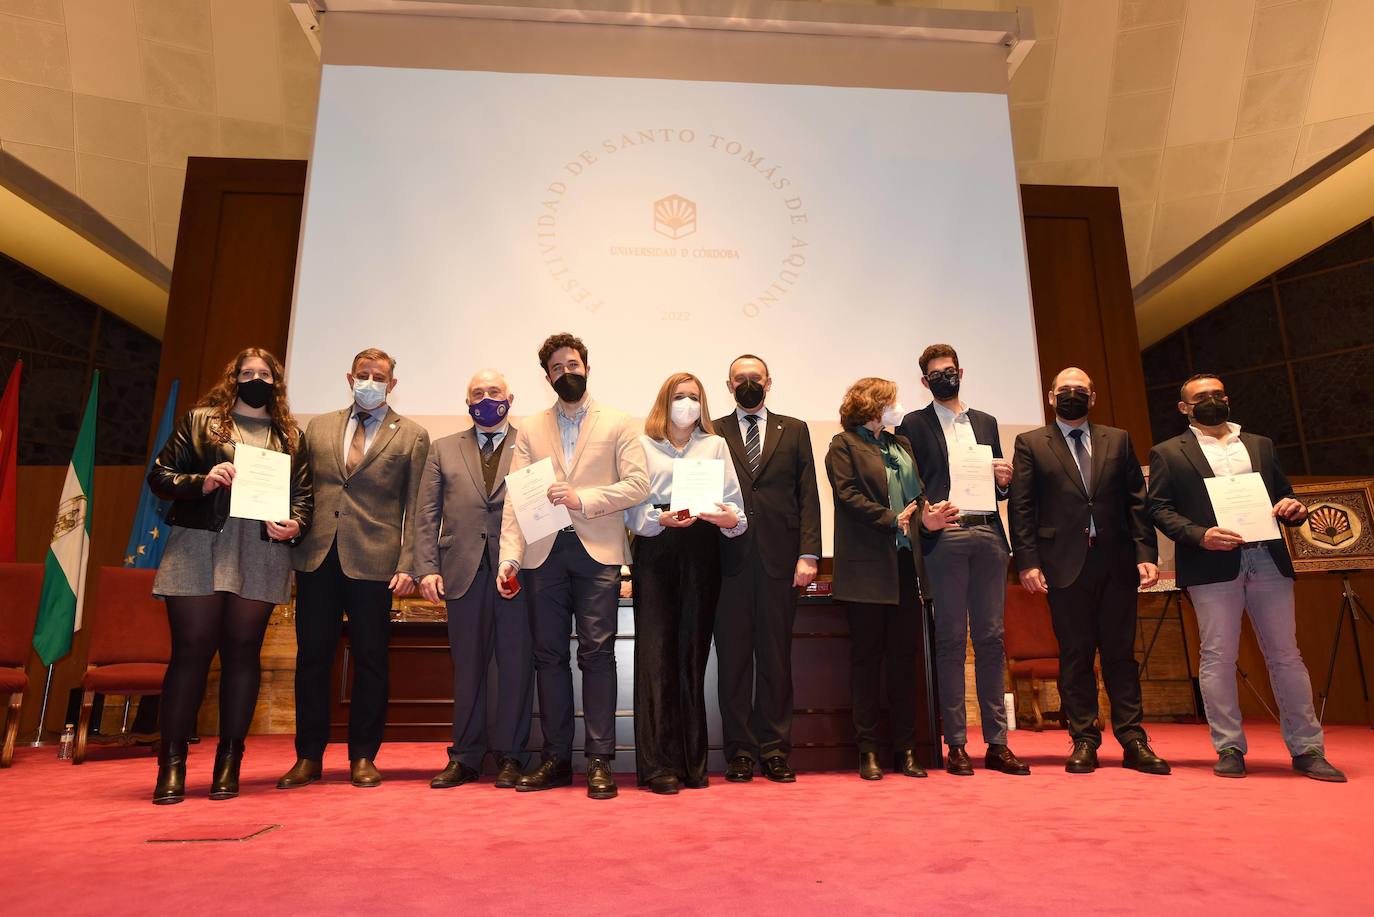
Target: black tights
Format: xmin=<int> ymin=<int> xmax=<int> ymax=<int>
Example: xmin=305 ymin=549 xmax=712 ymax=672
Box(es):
xmin=160 ymin=593 xmax=275 ymax=743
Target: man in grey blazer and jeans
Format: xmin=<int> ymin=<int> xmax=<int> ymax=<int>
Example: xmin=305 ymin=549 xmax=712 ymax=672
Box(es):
xmin=416 ymin=369 xmax=533 ymax=789
xmin=278 ymin=347 xmax=431 ymax=790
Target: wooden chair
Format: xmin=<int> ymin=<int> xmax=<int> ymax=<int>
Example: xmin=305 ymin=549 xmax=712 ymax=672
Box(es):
xmin=0 ymin=563 xmax=44 ymax=767
xmin=73 ymin=567 xmax=169 ymax=764
xmin=1003 ymin=587 xmax=1063 ymax=730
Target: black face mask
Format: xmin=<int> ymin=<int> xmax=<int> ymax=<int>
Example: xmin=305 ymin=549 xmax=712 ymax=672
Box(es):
xmin=1192 ymin=397 xmax=1230 ymax=427
xmin=551 ymin=371 xmax=587 ymax=403
xmin=927 ymin=374 xmax=961 ymax=401
xmin=733 ymin=379 xmax=765 ymax=410
xmin=1054 ymin=390 xmax=1090 ymax=422
xmin=237 ymin=378 xmax=273 ymax=409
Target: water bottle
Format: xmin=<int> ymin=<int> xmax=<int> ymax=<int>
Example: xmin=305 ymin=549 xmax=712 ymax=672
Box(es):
xmin=58 ymin=724 xmax=75 ymax=760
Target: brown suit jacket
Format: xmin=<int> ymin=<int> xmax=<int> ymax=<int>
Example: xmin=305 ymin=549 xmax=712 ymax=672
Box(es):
xmin=293 ymin=406 xmax=431 ymax=580
xmin=498 ymin=399 xmax=649 ymax=569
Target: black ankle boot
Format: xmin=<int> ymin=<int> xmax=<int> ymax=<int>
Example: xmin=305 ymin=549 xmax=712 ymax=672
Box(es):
xmin=210 ymin=738 xmax=244 ymax=800
xmin=153 ymin=739 xmax=188 ymax=805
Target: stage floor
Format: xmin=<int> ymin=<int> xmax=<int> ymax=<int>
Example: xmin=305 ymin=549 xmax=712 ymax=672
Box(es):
xmin=3 ymin=723 xmax=1371 ymax=915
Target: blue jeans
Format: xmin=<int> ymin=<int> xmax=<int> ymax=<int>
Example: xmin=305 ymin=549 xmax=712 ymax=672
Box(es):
xmin=1187 ymin=547 xmax=1323 ymax=757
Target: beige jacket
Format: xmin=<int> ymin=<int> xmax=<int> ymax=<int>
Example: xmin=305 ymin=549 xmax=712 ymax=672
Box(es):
xmin=499 ymin=399 xmax=649 ymax=569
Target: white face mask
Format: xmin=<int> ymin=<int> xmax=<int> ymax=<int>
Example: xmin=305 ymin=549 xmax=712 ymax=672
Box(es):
xmin=880 ymin=402 xmax=905 ymax=429
xmin=353 ymin=378 xmax=388 ymax=410
xmin=670 ymin=397 xmax=702 ymax=428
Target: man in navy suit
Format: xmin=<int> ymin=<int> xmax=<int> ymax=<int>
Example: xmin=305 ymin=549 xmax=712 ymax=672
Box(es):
xmin=899 ymin=344 xmax=1028 ymax=777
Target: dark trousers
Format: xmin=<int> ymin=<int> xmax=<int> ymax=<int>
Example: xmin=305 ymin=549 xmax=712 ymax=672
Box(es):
xmin=632 ymin=521 xmax=720 ymax=786
xmin=714 ymin=555 xmax=798 ymax=762
xmin=925 ymin=526 xmax=1010 ymax=746
xmin=526 ymin=530 xmax=621 ymax=760
xmin=1046 ymin=543 xmax=1145 ymax=748
xmin=846 ymin=548 xmax=921 ymax=754
xmin=446 ymin=563 xmax=534 ymax=769
xmin=294 ymin=542 xmax=393 ymax=761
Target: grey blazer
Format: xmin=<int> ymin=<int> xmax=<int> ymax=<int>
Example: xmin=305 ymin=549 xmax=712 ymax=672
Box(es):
xmin=293 ymin=406 xmax=431 ymax=580
xmin=413 ymin=427 xmax=517 ymax=600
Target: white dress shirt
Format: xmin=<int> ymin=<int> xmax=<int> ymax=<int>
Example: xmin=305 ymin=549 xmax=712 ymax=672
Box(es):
xmin=626 ymin=429 xmax=747 ymax=538
xmin=736 ymin=405 xmax=769 ymax=450
xmin=932 ymin=399 xmax=977 ymax=453
xmin=1189 ymin=422 xmax=1252 ymax=478
xmin=474 ymin=424 xmax=509 ymax=453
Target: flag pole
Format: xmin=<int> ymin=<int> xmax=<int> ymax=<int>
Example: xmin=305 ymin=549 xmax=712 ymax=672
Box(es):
xmin=28 ymin=664 xmax=55 ymax=746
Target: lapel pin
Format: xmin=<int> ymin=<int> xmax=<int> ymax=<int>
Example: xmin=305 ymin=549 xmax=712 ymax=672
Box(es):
xmin=389 ymin=423 xmax=397 ymax=429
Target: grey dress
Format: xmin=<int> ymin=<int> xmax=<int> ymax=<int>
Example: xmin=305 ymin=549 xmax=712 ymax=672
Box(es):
xmin=152 ymin=414 xmax=295 ymax=605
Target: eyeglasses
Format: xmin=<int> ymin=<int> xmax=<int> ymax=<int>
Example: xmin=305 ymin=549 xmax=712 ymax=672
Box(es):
xmin=925 ymin=368 xmax=959 ymax=384
xmin=1186 ymin=392 xmax=1229 ymax=404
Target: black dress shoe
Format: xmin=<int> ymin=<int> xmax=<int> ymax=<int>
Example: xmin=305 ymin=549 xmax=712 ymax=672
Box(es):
xmin=1065 ymin=740 xmax=1099 ymax=774
xmin=209 ymin=738 xmax=244 ymax=800
xmin=858 ymin=751 xmax=883 ymax=781
xmin=945 ymin=745 xmax=974 ymax=776
xmin=761 ymin=755 xmax=796 ymax=783
xmin=494 ymin=757 xmax=523 ymax=789
xmin=1214 ymin=748 xmax=1246 ymax=778
xmin=895 ymin=749 xmax=927 ymax=778
xmin=1292 ymin=750 xmax=1347 ymax=782
xmin=351 ymin=758 xmax=383 ymax=787
xmin=1122 ymin=738 xmax=1171 ymax=775
xmin=725 ymin=756 xmax=754 ymax=783
xmin=516 ymin=757 xmax=573 ymax=792
xmin=985 ymin=744 xmax=1031 ymax=776
xmin=276 ymin=758 xmax=322 ymax=790
xmin=431 ymin=760 xmax=480 ymax=789
xmin=586 ymin=755 xmax=618 ymax=799
xmin=152 ymin=739 xmax=187 ymax=806
xmin=648 ymin=774 xmax=680 ymax=795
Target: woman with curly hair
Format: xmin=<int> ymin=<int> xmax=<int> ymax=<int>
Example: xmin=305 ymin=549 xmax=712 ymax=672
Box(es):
xmin=147 ymin=347 xmax=312 ymax=804
xmin=826 ymin=377 xmax=958 ymax=781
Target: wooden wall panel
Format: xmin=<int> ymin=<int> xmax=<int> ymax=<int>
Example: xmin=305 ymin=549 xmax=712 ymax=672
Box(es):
xmin=1021 ymin=184 xmax=1152 ymax=461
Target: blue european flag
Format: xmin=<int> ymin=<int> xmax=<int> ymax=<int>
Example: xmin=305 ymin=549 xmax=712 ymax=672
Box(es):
xmin=123 ymin=380 xmax=180 ymax=569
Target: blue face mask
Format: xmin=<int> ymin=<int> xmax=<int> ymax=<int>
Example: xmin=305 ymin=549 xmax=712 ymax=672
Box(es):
xmin=353 ymin=378 xmax=388 ymax=410
xmin=469 ymin=397 xmax=510 ymax=428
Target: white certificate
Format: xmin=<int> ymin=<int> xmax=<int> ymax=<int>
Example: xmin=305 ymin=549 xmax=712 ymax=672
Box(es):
xmin=948 ymin=443 xmax=997 ymax=513
xmin=671 ymin=458 xmax=726 ymax=517
xmin=229 ymin=443 xmax=290 ymax=522
xmin=505 ymin=457 xmax=572 ymax=544
xmin=1205 ymin=472 xmax=1281 ymax=543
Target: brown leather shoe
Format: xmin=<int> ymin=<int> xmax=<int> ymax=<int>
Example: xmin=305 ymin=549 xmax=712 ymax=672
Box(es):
xmin=985 ymin=744 xmax=1031 ymax=776
xmin=275 ymin=758 xmax=322 ymax=790
xmin=350 ymin=758 xmax=382 ymax=787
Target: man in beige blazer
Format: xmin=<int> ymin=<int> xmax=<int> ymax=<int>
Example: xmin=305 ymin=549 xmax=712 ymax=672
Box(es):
xmin=278 ymin=348 xmax=430 ymax=790
xmin=497 ymin=333 xmax=649 ymax=799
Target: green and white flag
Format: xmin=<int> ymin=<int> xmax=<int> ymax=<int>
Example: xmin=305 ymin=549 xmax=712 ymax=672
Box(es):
xmin=33 ymin=371 xmax=99 ymax=666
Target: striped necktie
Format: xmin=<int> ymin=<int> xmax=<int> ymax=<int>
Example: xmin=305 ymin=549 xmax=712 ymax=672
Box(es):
xmin=1068 ymin=428 xmax=1092 ymax=493
xmin=744 ymin=414 xmax=761 ymax=476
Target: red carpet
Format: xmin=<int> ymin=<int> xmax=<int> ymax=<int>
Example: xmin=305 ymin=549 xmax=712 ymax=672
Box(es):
xmin=3 ymin=724 xmax=1371 ymax=915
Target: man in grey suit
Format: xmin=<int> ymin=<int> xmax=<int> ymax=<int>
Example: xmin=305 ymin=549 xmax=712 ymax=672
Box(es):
xmin=278 ymin=348 xmax=431 ymax=790
xmin=416 ymin=369 xmax=533 ymax=789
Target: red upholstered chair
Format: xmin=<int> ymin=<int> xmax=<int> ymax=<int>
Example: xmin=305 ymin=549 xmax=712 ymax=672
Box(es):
xmin=0 ymin=563 xmax=44 ymax=767
xmin=73 ymin=567 xmax=169 ymax=764
xmin=1003 ymin=587 xmax=1063 ymax=731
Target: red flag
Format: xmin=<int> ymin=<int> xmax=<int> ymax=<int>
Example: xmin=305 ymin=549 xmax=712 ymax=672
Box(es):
xmin=0 ymin=360 xmax=20 ymax=562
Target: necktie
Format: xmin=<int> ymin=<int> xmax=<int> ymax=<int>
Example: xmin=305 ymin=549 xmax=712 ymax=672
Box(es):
xmin=346 ymin=411 xmax=369 ymax=475
xmin=744 ymin=414 xmax=761 ymax=476
xmin=481 ymin=432 xmax=497 ymax=458
xmin=1068 ymin=428 xmax=1092 ymax=494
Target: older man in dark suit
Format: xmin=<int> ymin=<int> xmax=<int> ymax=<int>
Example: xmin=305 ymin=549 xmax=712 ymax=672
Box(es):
xmin=1009 ymin=367 xmax=1168 ymax=775
xmin=415 ymin=369 xmax=533 ymax=789
xmin=278 ymin=347 xmax=430 ymax=790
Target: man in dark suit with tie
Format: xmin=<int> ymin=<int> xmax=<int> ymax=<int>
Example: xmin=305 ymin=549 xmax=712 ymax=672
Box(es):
xmin=279 ymin=348 xmax=431 ymax=789
xmin=1009 ymin=366 xmax=1169 ymax=775
xmin=713 ymin=354 xmax=822 ymax=783
xmin=899 ymin=344 xmax=1028 ymax=777
xmin=1147 ymin=373 xmax=1344 ymax=781
xmin=415 ymin=369 xmax=533 ymax=789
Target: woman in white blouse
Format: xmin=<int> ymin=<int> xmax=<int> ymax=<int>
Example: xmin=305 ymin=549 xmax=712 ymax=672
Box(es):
xmin=627 ymin=372 xmax=747 ymax=794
